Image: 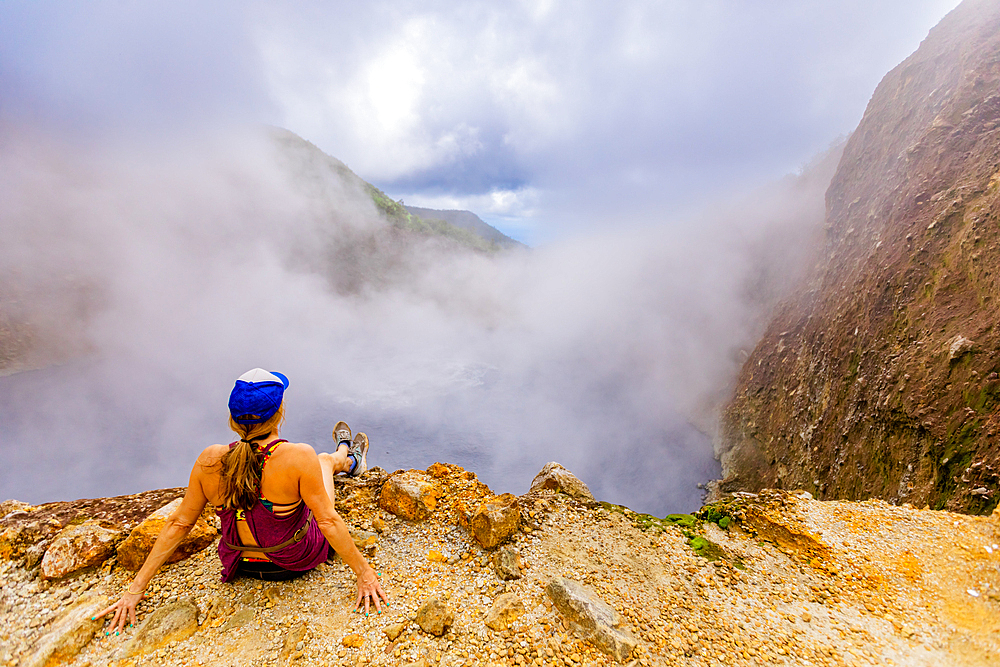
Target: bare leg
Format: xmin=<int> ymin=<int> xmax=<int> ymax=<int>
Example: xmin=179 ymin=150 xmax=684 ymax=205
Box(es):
xmin=318 ymin=453 xmax=339 ymax=504
xmin=329 ymin=443 xmax=354 ymax=475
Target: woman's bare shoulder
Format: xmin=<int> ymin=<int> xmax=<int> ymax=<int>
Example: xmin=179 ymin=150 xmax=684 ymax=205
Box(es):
xmin=195 ymin=444 xmax=230 ymax=466
xmin=276 ymin=441 xmax=318 ymax=458
xmin=263 ymin=441 xmax=315 ymax=468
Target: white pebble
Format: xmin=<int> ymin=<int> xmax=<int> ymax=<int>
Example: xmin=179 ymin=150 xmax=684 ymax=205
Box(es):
xmin=967 ymin=589 xmax=980 ymax=597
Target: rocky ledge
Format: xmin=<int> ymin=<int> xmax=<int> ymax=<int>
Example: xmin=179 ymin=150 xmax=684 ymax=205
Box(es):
xmin=1 ymin=462 xmax=998 ymax=667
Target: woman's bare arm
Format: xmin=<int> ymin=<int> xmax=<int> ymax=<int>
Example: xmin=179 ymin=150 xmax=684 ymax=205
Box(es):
xmin=290 ymin=445 xmax=388 ymax=612
xmin=93 ymin=448 xmax=214 ymax=632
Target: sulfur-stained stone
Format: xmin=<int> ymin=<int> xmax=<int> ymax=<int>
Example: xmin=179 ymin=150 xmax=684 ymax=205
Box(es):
xmin=41 ymin=521 xmax=125 ymax=580
xmin=280 ymin=623 xmax=307 ymax=660
xmin=22 ymin=593 xmax=107 ymax=667
xmin=0 ymin=489 xmax=186 ymax=563
xmin=0 ymin=517 xmax=64 ymax=562
xmin=220 ymin=607 xmax=254 ymax=632
xmin=342 ymin=633 xmax=364 ymax=647
xmin=472 ymin=493 xmax=520 ymax=549
xmin=384 ymin=622 xmax=407 ymax=641
xmin=0 ymin=499 xmax=35 ymax=519
xmin=379 ymin=471 xmax=441 ymax=520
xmin=529 ymin=462 xmax=595 ymax=502
xmin=120 ymin=599 xmax=199 ymax=658
xmin=24 ymin=541 xmax=49 ymax=569
xmin=546 ymin=577 xmax=636 ymax=662
xmin=493 ymin=546 xmax=522 ymax=580
xmin=350 ymin=528 xmax=379 ymax=550
xmin=415 ymin=597 xmax=453 ymax=636
xmin=484 ymin=593 xmax=525 ymax=631
xmin=202 ymin=596 xmax=234 ymax=628
xmin=740 ymin=494 xmax=830 ymax=561
xmin=115 ymin=499 xmax=218 ymax=571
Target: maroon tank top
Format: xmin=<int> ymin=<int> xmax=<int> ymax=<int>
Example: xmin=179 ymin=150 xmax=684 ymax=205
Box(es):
xmin=216 ymin=439 xmax=329 ymax=582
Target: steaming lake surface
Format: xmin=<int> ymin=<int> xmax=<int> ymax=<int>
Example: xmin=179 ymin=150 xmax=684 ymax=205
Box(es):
xmin=0 ymin=360 xmax=719 ymax=516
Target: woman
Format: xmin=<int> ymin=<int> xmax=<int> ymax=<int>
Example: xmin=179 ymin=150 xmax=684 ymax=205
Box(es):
xmin=96 ymin=368 xmax=388 ymax=633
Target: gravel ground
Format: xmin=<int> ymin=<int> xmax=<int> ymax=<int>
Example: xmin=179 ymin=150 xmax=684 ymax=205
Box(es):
xmin=1 ymin=473 xmax=998 ymax=667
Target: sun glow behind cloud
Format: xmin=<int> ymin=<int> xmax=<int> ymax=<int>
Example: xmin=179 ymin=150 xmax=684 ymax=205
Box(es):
xmin=246 ymin=1 xmax=963 ymax=241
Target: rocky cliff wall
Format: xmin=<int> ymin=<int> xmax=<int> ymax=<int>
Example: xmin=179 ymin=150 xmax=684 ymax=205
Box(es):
xmin=721 ymin=0 xmax=1000 ymax=515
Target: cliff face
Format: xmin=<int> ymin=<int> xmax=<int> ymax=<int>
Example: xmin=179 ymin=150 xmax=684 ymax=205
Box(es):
xmin=721 ymin=0 xmax=1000 ymax=514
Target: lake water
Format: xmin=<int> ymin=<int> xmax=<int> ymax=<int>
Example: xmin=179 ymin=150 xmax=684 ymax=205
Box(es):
xmin=0 ymin=360 xmax=720 ymax=516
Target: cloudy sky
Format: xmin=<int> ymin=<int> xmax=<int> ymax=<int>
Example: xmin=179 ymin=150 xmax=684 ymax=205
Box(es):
xmin=0 ymin=0 xmax=962 ymax=243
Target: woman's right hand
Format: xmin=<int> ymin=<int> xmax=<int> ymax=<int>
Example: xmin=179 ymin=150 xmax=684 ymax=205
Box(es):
xmin=93 ymin=588 xmax=145 ymax=635
xmin=355 ymin=568 xmax=389 ymax=615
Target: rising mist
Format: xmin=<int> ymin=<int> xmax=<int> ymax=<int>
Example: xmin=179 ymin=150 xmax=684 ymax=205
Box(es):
xmin=0 ymin=123 xmax=840 ymax=515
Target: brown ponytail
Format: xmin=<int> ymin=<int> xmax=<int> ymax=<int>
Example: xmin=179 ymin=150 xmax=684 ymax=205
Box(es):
xmin=218 ymin=404 xmax=285 ymax=510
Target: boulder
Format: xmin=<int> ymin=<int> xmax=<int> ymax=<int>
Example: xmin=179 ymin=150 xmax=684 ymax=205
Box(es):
xmin=0 ymin=517 xmax=64 ymax=562
xmin=379 ymin=471 xmax=440 ymax=520
xmin=1 ymin=488 xmax=186 ymax=563
xmin=740 ymin=493 xmax=830 ymax=561
xmin=545 ymin=577 xmax=636 ymax=662
xmin=493 ymin=546 xmax=522 ymax=580
xmin=414 ymin=597 xmax=453 ymax=636
xmin=120 ymin=598 xmax=199 ymax=658
xmin=471 ymin=493 xmax=520 ymax=549
xmin=115 ymin=499 xmax=218 ymax=571
xmin=948 ymin=335 xmax=976 ymax=361
xmin=529 ymin=462 xmax=595 ymax=502
xmin=21 ymin=593 xmax=107 ymax=667
xmin=0 ymin=499 xmax=35 ymax=520
xmin=484 ymin=593 xmax=525 ymax=631
xmin=41 ymin=520 xmax=126 ymax=579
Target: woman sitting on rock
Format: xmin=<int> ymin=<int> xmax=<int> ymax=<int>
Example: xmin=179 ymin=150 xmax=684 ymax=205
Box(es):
xmin=97 ymin=368 xmax=388 ymax=632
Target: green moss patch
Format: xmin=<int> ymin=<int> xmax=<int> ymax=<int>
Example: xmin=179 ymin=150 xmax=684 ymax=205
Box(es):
xmin=598 ymin=501 xmax=744 ymax=567
xmin=687 ymin=534 xmax=744 ymax=568
xmin=696 ymin=503 xmax=735 ymax=530
xmin=598 ymin=503 xmax=696 ymax=533
xmin=664 ymin=513 xmax=697 ymax=528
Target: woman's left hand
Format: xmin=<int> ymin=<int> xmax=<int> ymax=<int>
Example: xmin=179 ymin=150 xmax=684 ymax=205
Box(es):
xmin=355 ymin=569 xmax=389 ymax=615
xmin=93 ymin=589 xmax=144 ymax=634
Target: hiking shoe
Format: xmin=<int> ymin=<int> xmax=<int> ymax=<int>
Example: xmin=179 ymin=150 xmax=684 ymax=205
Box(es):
xmin=347 ymin=432 xmax=369 ymax=477
xmin=333 ymin=421 xmax=352 ymax=445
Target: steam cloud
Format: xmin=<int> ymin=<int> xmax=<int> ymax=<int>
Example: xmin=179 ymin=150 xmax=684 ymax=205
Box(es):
xmin=0 ymin=123 xmax=838 ymax=514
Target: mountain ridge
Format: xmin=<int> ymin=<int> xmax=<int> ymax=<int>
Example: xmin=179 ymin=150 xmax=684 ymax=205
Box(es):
xmin=403 ymin=206 xmax=524 ymax=250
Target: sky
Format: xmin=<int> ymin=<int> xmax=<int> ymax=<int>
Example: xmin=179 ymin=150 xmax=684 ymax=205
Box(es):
xmin=0 ymin=0 xmax=963 ymax=245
